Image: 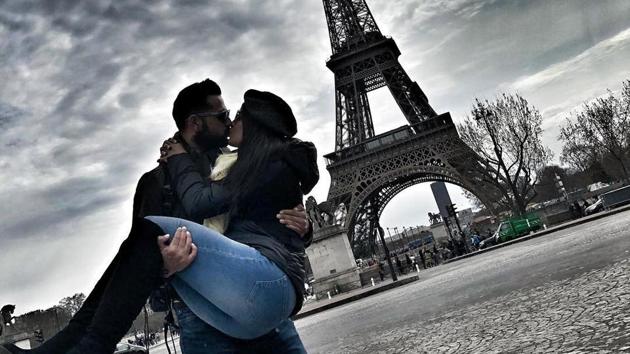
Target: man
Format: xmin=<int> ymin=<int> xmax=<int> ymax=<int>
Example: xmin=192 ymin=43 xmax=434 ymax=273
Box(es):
xmin=394 ymin=255 xmax=403 ymax=276
xmin=134 ymin=79 xmax=310 ymax=353
xmin=419 ymin=247 xmax=426 ymax=269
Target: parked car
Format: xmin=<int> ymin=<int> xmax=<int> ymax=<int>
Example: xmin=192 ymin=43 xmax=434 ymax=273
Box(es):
xmin=494 ymin=213 xmax=542 ymax=243
xmin=587 ymin=182 xmax=609 ymax=192
xmin=584 ymin=198 xmax=604 ymax=215
xmin=114 ymin=343 xmax=147 ymax=354
xmin=478 ymin=235 xmax=498 ymax=249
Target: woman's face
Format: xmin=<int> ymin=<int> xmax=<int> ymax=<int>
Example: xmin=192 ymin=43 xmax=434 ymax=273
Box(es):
xmin=228 ymin=111 xmax=243 ymax=147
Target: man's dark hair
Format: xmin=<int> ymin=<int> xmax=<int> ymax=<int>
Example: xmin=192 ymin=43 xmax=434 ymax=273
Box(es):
xmin=172 ymin=79 xmax=222 ymax=130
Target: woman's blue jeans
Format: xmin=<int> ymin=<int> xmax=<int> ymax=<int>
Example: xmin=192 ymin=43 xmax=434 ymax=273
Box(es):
xmin=145 ymin=216 xmax=296 ymax=340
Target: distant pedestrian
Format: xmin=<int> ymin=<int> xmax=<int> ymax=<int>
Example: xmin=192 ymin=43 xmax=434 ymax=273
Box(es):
xmin=573 ymin=201 xmax=583 ymax=218
xmin=419 ymin=249 xmax=427 ymax=269
xmin=432 ymin=251 xmax=439 ymax=266
xmin=405 ymin=254 xmax=413 ymax=271
xmin=456 ymin=238 xmax=466 ymax=255
xmin=378 ymin=261 xmax=385 ymax=281
xmin=395 ymin=255 xmax=403 ymax=275
xmin=471 ymin=234 xmax=481 ymax=250
xmin=432 ymin=247 xmax=440 ymax=266
xmin=569 ymin=202 xmax=579 ymax=219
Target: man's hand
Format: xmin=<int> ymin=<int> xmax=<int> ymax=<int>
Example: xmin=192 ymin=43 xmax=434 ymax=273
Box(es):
xmin=277 ymin=204 xmax=310 ymax=237
xmin=157 ymin=226 xmax=198 ymax=278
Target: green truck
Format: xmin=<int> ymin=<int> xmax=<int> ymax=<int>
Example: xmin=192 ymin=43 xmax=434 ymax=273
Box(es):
xmin=493 ymin=213 xmax=543 ymax=243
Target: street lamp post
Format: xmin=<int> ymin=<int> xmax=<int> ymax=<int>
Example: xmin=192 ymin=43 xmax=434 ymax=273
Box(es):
xmin=401 ymin=226 xmax=408 ymax=247
xmin=386 ymin=227 xmax=395 ymax=253
xmin=378 ymin=226 xmax=398 ymax=282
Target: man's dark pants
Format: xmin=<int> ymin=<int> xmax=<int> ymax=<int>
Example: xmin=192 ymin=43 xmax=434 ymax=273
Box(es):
xmin=174 ymin=302 xmax=307 ymax=354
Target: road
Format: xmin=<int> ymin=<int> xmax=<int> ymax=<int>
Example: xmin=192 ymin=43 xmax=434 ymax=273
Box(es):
xmin=147 ymin=337 xmax=180 ymax=354
xmin=295 ymin=210 xmax=630 ymax=353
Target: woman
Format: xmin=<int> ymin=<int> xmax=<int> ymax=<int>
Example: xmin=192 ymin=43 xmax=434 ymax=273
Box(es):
xmin=1 ymin=89 xmax=318 ymax=354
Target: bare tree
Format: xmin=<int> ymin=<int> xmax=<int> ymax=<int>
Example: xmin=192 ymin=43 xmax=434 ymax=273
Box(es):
xmin=57 ymin=293 xmax=86 ymax=316
xmin=459 ymin=93 xmax=553 ymax=215
xmin=461 ymin=189 xmax=484 ymax=210
xmin=560 ymin=80 xmax=630 ymax=180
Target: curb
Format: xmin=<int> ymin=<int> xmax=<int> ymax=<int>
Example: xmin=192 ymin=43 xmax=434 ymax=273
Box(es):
xmin=293 ymin=275 xmax=419 ymax=320
xmin=445 ymin=204 xmax=630 ymax=264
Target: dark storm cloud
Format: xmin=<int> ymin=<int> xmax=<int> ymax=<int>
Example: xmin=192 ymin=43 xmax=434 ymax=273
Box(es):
xmin=0 ymin=9 xmax=33 ymax=32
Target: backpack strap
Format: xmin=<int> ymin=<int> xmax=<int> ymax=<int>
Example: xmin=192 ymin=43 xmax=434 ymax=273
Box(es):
xmin=154 ymin=164 xmax=175 ymax=216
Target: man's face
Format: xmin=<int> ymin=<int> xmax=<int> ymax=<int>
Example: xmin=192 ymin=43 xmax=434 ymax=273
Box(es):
xmin=191 ymin=95 xmax=231 ymax=151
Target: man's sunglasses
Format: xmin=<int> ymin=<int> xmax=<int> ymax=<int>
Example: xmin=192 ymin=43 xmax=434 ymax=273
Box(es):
xmin=190 ymin=109 xmax=231 ymax=123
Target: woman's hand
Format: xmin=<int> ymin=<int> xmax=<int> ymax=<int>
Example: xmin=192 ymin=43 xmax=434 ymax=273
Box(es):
xmin=157 ymin=227 xmax=198 ymax=278
xmin=158 ymin=137 xmax=187 ymax=163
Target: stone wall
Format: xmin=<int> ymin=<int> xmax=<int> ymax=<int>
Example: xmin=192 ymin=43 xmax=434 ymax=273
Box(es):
xmin=0 ymin=307 xmax=70 ymax=347
xmin=307 ymin=226 xmax=356 ymax=279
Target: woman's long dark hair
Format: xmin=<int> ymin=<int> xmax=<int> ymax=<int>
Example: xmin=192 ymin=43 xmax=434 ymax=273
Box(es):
xmin=222 ymin=111 xmax=288 ymax=215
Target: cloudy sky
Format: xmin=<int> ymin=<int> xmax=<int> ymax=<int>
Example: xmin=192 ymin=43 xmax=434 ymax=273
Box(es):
xmin=1 ymin=0 xmax=629 ymax=314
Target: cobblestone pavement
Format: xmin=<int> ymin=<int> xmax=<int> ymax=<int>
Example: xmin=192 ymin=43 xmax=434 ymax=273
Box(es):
xmin=296 ymin=211 xmax=630 ymax=353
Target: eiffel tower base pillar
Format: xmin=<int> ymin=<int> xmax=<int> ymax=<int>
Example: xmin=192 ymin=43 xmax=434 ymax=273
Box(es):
xmin=306 ymin=225 xmax=361 ymax=299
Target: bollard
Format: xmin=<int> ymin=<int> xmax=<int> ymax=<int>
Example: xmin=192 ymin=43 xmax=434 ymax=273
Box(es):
xmin=416 ymin=264 xmax=420 ymax=273
xmin=371 ymin=277 xmax=375 ymax=287
xmin=327 ymin=291 xmax=331 ymax=299
xmin=543 ymin=224 xmax=547 ymax=230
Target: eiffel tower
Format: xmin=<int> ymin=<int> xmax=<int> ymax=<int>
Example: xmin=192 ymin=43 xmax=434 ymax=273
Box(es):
xmin=306 ymin=0 xmax=501 ymax=295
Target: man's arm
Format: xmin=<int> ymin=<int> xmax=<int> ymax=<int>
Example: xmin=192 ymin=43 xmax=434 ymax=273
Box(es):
xmin=132 ymin=169 xmax=164 ymax=218
xmin=277 ymin=205 xmax=313 ymax=246
xmin=134 ymin=169 xmax=196 ymax=284
xmin=166 ymin=153 xmax=231 ymax=220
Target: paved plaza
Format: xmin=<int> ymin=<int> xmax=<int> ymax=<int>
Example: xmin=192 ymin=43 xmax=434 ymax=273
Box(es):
xmin=296 ymin=210 xmax=630 ymax=353
xmin=148 ymin=337 xmax=180 ymax=354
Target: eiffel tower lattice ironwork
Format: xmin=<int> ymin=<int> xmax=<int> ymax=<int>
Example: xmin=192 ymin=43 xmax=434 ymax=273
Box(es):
xmin=307 ymin=0 xmax=502 ymax=256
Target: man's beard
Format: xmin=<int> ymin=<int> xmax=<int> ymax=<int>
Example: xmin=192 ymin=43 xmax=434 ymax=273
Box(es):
xmin=193 ymin=122 xmax=229 ymax=152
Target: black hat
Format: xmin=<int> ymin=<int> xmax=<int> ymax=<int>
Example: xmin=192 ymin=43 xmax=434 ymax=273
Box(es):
xmin=241 ymin=89 xmax=297 ymax=138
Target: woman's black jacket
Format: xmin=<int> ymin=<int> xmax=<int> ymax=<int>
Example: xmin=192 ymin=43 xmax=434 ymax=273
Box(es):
xmin=165 ymin=139 xmax=319 ymax=315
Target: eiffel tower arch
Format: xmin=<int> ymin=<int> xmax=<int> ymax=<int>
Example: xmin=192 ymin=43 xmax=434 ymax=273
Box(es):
xmin=305 ymin=0 xmax=502 ymax=297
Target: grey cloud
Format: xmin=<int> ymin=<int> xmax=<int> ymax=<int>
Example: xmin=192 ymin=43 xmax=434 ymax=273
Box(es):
xmin=1 ymin=176 xmax=127 ymax=240
xmin=104 ymin=2 xmax=160 ymax=24
xmin=118 ymin=93 xmax=140 ymax=108
xmin=42 ymin=176 xmax=122 ymax=208
xmin=53 ymin=86 xmax=89 ymax=116
xmin=0 ymin=101 xmax=27 ymax=129
xmin=50 ymin=14 xmax=99 ymax=38
xmin=0 ymin=10 xmax=34 ymax=32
